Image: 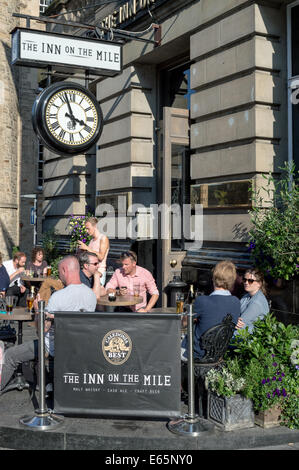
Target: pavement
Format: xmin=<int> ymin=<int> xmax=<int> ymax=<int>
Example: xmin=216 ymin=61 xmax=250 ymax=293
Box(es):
xmin=0 ymin=321 xmax=298 ymax=451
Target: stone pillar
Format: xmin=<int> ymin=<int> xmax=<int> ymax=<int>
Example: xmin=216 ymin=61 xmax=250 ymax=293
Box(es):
xmin=96 ymin=64 xmax=156 ymax=238
xmin=190 ymin=1 xmax=287 ymax=244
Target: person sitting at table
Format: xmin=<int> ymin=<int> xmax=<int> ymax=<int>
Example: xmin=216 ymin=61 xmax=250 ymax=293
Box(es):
xmin=0 ymin=252 xmax=10 ymax=297
xmin=181 ymin=260 xmax=240 ymax=361
xmin=3 ymin=252 xmax=28 ymax=307
xmin=105 ymin=250 xmax=159 ymax=312
xmin=26 ymin=247 xmax=48 ymax=277
xmin=235 ymin=268 xmax=269 ymax=334
xmin=79 ymin=251 xmax=106 ymax=302
xmin=38 ymin=277 xmax=64 ymax=305
xmin=77 ymin=217 xmax=109 ymax=286
xmin=0 ymin=255 xmax=97 ymax=393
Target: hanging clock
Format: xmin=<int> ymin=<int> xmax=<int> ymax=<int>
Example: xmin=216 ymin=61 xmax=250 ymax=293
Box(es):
xmin=32 ymin=81 xmax=103 ymax=155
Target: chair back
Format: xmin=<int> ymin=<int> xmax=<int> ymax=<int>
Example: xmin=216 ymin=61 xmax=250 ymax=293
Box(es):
xmin=0 ymin=298 xmax=6 ymax=311
xmin=198 ymin=314 xmax=235 ymax=364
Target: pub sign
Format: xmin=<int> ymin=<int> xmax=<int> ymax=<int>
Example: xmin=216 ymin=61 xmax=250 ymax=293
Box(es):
xmin=54 ymin=311 xmax=181 ymax=418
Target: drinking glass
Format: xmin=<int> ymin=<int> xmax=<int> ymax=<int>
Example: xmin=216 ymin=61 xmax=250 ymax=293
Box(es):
xmin=47 ymin=266 xmax=52 ymax=277
xmin=176 ymin=293 xmax=185 ymax=314
xmin=6 ymin=296 xmax=15 ymax=314
xmin=133 ymin=282 xmax=140 ymax=297
xmin=120 ymin=286 xmax=127 ymax=296
xmin=26 ymin=293 xmax=35 ymax=313
xmin=108 ymin=291 xmax=116 ymax=302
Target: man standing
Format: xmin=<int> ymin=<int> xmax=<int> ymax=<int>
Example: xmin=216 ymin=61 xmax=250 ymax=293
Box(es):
xmin=79 ymin=251 xmax=106 ymax=302
xmin=77 ymin=217 xmax=109 ymax=286
xmin=3 ymin=252 xmax=27 ymax=306
xmin=0 ymin=255 xmax=96 ymax=392
xmin=105 ymin=251 xmax=159 ymax=312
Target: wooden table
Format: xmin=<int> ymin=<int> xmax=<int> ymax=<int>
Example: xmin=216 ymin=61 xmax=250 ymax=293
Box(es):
xmin=0 ymin=307 xmax=33 ymax=393
xmin=97 ymin=294 xmax=143 ymax=312
xmin=21 ymin=275 xmax=52 ymax=292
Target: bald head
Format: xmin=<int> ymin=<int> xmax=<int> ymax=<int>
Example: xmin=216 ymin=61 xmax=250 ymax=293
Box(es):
xmin=58 ymin=255 xmax=81 ymax=286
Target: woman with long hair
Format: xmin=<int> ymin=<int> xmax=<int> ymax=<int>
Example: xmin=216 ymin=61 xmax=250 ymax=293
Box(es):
xmin=236 ymin=268 xmax=269 ymax=333
xmin=26 ymin=247 xmax=48 ymax=276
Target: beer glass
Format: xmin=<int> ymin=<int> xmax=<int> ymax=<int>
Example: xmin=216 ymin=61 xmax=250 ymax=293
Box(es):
xmin=26 ymin=293 xmax=35 ymax=313
xmin=46 ymin=266 xmax=52 ymax=277
xmin=133 ymin=282 xmax=140 ymax=297
xmin=176 ymin=293 xmax=185 ymax=314
xmin=6 ymin=296 xmax=16 ymax=314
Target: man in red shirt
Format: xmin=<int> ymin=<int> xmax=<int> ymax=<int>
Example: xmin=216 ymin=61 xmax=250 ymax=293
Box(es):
xmin=105 ymin=251 xmax=159 ymax=312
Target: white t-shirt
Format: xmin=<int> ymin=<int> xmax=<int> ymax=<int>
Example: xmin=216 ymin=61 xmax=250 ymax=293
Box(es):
xmin=45 ymin=283 xmax=97 ymax=356
xmin=3 ymin=259 xmax=23 ymax=287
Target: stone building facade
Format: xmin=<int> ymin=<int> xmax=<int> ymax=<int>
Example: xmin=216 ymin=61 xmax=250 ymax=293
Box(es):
xmin=43 ymin=0 xmax=297 ymax=306
xmin=0 ymin=0 xmax=43 ymax=260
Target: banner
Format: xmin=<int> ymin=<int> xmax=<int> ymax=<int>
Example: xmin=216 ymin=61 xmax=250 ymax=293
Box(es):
xmin=54 ymin=311 xmax=181 ymax=418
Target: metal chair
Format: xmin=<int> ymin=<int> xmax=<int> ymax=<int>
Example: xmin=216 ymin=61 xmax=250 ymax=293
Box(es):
xmin=182 ymin=314 xmax=235 ymax=417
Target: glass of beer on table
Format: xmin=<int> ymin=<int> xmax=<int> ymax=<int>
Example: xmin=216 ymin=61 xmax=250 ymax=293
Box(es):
xmin=46 ymin=266 xmax=52 ymax=277
xmin=26 ymin=287 xmax=35 ymax=313
xmin=6 ymin=296 xmax=16 ymax=314
xmin=133 ymin=282 xmax=140 ymax=297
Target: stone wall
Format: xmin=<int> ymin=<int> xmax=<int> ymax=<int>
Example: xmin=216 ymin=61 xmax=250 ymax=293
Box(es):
xmin=190 ymin=0 xmax=287 ymax=243
xmin=0 ymin=0 xmax=42 ymax=260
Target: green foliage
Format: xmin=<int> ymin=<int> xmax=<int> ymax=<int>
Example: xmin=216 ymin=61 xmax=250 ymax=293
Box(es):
xmin=280 ymin=374 xmax=299 ymax=429
xmin=68 ymin=214 xmax=93 ymax=252
xmin=11 ymin=246 xmax=20 ymax=257
xmin=241 ymin=355 xmax=290 ymax=411
xmin=50 ymin=255 xmax=64 ymax=279
xmin=41 ymin=229 xmax=60 ymax=264
xmin=248 ymin=162 xmax=299 ymax=280
xmin=205 ymin=359 xmax=245 ymax=398
xmin=226 ymin=315 xmax=299 ymax=427
xmin=230 ymin=314 xmax=299 ymax=365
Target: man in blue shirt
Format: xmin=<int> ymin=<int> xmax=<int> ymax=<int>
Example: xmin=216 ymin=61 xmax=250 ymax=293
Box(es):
xmin=181 ymin=261 xmax=240 ymax=360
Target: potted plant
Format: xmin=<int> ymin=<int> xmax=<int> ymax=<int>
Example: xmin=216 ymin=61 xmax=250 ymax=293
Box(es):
xmin=205 ymin=359 xmax=255 ymax=431
xmin=229 ymin=315 xmax=299 ymax=429
xmin=248 ymin=162 xmax=298 ymax=281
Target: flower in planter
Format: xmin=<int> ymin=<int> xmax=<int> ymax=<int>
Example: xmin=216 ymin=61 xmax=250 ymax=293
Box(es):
xmin=205 ymin=359 xmax=245 ymax=398
xmin=290 ymin=340 xmax=299 ymax=369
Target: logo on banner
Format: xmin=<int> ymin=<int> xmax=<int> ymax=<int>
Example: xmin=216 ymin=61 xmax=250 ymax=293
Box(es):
xmin=102 ymin=330 xmax=132 ymax=365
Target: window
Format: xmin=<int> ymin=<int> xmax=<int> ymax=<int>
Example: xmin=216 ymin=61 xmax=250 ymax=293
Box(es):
xmin=159 ymin=61 xmax=194 ymax=119
xmin=190 ymin=180 xmax=251 ymax=209
xmin=39 ymin=0 xmax=53 ymax=14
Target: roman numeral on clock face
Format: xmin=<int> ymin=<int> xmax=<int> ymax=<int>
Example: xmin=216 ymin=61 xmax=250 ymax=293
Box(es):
xmin=69 ymin=133 xmax=74 ymax=143
xmin=59 ymin=129 xmax=66 ymax=139
xmin=84 ymin=124 xmax=92 ymax=133
xmin=51 ymin=121 xmax=60 ymax=131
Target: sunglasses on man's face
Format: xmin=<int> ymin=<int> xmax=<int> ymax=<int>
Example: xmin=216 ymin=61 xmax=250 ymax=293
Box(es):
xmin=243 ymin=277 xmax=257 ymax=284
xmin=88 ymin=262 xmax=99 ymax=266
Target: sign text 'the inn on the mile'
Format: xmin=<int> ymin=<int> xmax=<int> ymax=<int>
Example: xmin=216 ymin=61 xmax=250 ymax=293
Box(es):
xmin=11 ymin=28 xmax=122 ymax=77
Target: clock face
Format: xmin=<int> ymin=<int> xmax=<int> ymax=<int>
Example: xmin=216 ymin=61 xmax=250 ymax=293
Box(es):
xmin=32 ymin=82 xmax=103 ymax=155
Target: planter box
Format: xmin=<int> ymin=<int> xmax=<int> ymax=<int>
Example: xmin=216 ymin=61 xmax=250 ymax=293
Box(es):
xmin=254 ymin=405 xmax=282 ymax=428
xmin=207 ymin=392 xmax=255 ymax=431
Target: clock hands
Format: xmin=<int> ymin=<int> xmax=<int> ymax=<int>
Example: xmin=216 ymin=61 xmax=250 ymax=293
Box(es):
xmin=64 ymin=93 xmax=76 ymax=126
xmin=65 ymin=112 xmax=85 ymax=126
